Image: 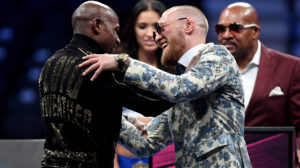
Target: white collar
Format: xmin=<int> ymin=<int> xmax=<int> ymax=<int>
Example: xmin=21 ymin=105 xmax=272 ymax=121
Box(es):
xmin=178 ymin=43 xmax=205 ymax=67
xmin=250 ymin=40 xmax=261 ymax=66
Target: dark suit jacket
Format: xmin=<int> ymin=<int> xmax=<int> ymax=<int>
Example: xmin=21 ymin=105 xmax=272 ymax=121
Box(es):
xmin=245 ymin=44 xmax=300 ymax=147
xmin=39 ymin=34 xmax=172 ymax=168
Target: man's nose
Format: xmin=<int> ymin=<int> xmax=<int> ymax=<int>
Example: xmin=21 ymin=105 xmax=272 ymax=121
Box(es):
xmin=222 ymin=28 xmax=233 ymax=39
xmin=154 ymin=32 xmax=163 ymax=47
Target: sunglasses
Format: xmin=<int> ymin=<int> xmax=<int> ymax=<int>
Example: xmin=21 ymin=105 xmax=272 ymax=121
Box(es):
xmin=214 ymin=23 xmax=259 ymax=34
xmin=153 ymin=17 xmax=187 ymax=41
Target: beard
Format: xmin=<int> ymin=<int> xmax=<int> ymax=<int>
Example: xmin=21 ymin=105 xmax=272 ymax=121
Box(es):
xmin=228 ymin=45 xmax=250 ymax=62
xmin=161 ymin=39 xmax=184 ymax=66
xmin=161 ymin=49 xmax=178 ymax=66
xmin=221 ymin=39 xmax=249 ymax=61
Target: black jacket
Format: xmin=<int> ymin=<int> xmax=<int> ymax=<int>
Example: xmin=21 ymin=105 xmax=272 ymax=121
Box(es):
xmin=39 ymin=34 xmax=172 ymax=167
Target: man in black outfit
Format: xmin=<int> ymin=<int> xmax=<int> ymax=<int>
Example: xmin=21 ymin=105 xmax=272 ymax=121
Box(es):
xmin=38 ymin=1 xmax=172 ymax=167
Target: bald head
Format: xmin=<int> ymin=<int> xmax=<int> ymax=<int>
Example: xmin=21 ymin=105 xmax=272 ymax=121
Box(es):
xmin=217 ymin=2 xmax=261 ymax=69
xmin=71 ymin=1 xmax=120 ymax=53
xmin=165 ymin=5 xmax=209 ymax=36
xmin=221 ymin=2 xmax=259 ymax=26
xmin=72 ymin=1 xmax=117 ymax=34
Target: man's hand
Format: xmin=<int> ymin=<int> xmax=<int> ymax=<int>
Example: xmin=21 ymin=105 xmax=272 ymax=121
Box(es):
xmin=127 ymin=116 xmax=153 ymax=137
xmin=78 ymin=54 xmax=118 ymax=81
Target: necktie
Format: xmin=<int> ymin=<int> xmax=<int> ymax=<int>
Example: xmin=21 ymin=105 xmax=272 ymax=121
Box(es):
xmin=176 ymin=63 xmax=186 ymax=75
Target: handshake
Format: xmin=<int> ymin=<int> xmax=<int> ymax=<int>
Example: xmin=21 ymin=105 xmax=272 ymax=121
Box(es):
xmin=125 ymin=116 xmax=153 ymax=137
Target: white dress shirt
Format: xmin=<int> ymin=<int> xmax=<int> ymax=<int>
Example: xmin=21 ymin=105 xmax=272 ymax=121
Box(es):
xmin=240 ymin=41 xmax=261 ymax=109
xmin=178 ymin=43 xmax=205 ymax=67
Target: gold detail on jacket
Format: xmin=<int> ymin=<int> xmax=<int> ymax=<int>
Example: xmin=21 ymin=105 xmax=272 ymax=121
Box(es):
xmin=39 ymin=50 xmax=91 ymax=130
xmin=40 ymin=94 xmax=92 ymax=130
xmin=51 ymin=123 xmax=68 ymax=148
xmin=44 ymin=148 xmax=97 ymax=163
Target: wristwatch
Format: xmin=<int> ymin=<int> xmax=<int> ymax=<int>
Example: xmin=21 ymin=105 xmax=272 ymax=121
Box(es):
xmin=114 ymin=53 xmax=130 ymax=71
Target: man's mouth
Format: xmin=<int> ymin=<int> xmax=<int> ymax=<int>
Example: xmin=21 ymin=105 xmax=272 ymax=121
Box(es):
xmin=161 ymin=43 xmax=168 ymax=50
xmin=222 ymin=41 xmax=236 ymax=50
xmin=225 ymin=44 xmax=234 ymax=49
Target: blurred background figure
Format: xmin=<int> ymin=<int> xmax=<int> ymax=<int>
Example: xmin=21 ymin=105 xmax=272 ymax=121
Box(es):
xmin=119 ymin=0 xmax=174 ymax=72
xmin=215 ymin=2 xmax=300 ymax=162
xmin=113 ymin=0 xmax=175 ymax=167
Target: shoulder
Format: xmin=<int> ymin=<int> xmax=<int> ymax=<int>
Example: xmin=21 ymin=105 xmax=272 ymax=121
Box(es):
xmin=262 ymin=45 xmax=300 ymax=63
xmin=47 ymin=46 xmax=83 ymax=63
xmin=199 ymin=43 xmax=235 ymax=64
xmin=201 ymin=43 xmax=232 ymax=58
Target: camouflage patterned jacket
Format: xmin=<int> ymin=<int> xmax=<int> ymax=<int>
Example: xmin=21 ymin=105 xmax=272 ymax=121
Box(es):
xmin=119 ymin=43 xmax=252 ymax=168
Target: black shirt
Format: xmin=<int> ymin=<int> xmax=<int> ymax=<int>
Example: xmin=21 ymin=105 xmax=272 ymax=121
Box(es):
xmin=39 ymin=34 xmax=172 ymax=167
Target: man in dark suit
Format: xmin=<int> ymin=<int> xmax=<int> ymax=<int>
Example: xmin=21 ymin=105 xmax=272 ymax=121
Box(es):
xmin=38 ymin=1 xmax=171 ymax=167
xmin=215 ymin=2 xmax=300 ymax=159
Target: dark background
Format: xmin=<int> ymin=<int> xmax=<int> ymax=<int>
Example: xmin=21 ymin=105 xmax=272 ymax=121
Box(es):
xmin=0 ymin=0 xmax=299 ymax=139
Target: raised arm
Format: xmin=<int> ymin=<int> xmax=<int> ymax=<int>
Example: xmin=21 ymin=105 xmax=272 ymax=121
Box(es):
xmin=123 ymin=45 xmax=239 ymax=102
xmin=79 ymin=45 xmax=240 ymax=102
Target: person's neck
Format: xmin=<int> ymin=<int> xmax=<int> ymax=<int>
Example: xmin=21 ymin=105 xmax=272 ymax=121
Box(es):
xmin=137 ymin=49 xmax=158 ymax=67
xmin=183 ymin=37 xmax=206 ymax=54
xmin=237 ymin=46 xmax=258 ymax=71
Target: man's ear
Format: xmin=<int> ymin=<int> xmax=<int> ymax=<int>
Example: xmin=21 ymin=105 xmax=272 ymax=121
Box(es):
xmin=92 ymin=18 xmax=101 ymax=34
xmin=185 ymin=18 xmax=194 ymax=35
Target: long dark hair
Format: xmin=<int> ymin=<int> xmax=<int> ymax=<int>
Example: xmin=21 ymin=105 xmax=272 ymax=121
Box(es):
xmin=120 ymin=0 xmax=166 ymax=61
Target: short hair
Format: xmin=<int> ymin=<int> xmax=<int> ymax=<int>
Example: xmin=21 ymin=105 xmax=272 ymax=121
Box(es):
xmin=168 ymin=5 xmax=208 ymax=35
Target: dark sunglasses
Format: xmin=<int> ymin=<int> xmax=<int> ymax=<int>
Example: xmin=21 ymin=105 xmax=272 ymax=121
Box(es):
xmin=153 ymin=17 xmax=187 ymax=41
xmin=214 ymin=23 xmax=259 ymax=34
